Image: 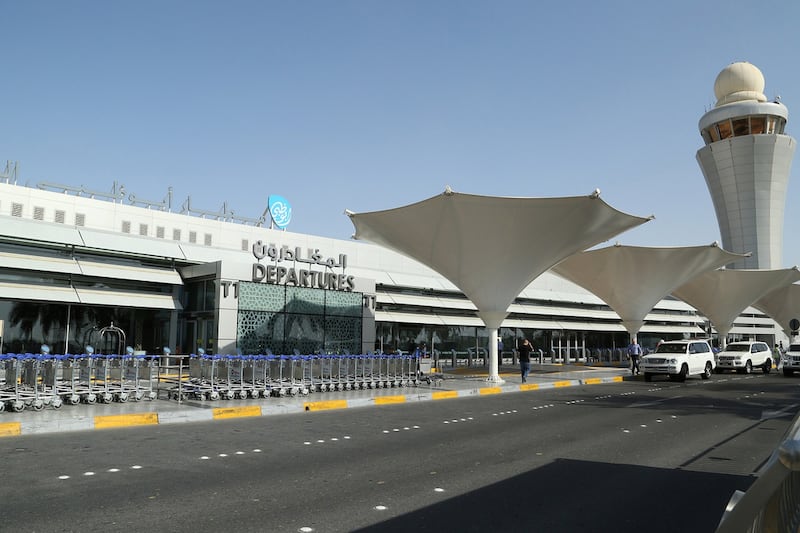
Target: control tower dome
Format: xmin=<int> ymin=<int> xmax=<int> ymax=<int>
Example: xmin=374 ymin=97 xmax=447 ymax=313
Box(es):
xmin=697 ymin=62 xmax=796 ymax=269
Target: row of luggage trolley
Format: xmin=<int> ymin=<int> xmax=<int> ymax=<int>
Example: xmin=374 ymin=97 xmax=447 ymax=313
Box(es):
xmin=165 ymin=353 xmax=428 ymax=401
xmin=0 ymin=352 xmax=158 ymax=413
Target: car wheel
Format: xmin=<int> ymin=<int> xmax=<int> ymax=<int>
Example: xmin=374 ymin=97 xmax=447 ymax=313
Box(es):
xmin=644 ymin=373 xmax=652 ymax=382
xmin=744 ymin=360 xmax=752 ymax=374
xmin=762 ymin=359 xmax=771 ymax=374
xmin=784 ymin=369 xmax=794 ymax=377
xmin=701 ymin=362 xmax=712 ymax=379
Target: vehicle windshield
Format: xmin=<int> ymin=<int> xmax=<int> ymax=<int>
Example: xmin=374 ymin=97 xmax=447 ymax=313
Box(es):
xmin=723 ymin=344 xmax=749 ymax=352
xmin=790 ymin=345 xmax=800 ymax=351
xmin=655 ymin=343 xmax=686 ymax=354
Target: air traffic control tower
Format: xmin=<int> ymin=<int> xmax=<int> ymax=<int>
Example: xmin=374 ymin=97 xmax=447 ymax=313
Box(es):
xmin=697 ymin=62 xmax=796 ymax=269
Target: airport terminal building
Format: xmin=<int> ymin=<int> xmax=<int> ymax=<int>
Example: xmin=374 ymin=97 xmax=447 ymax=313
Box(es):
xmin=0 ymin=168 xmax=782 ymax=361
xmin=0 ymin=63 xmax=793 ymax=359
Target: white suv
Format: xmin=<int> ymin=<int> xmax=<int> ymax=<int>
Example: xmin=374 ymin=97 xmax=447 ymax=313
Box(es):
xmin=640 ymin=339 xmax=715 ymax=382
xmin=782 ymin=344 xmax=800 ymax=376
xmin=714 ymin=341 xmax=772 ymax=374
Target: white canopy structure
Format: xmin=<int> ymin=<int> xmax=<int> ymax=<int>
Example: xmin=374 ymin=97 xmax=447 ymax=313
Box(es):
xmin=345 ymin=187 xmax=652 ymax=382
xmin=672 ymin=267 xmax=800 ymax=348
xmin=552 ymin=243 xmax=748 ymax=342
xmin=753 ymin=284 xmax=800 ymax=340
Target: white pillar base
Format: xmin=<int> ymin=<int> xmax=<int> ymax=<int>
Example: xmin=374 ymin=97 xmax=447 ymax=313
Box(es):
xmin=485 ymin=375 xmax=505 ymax=384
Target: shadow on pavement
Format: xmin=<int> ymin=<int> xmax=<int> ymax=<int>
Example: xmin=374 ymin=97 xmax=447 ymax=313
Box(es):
xmin=353 ymin=458 xmax=752 ymax=533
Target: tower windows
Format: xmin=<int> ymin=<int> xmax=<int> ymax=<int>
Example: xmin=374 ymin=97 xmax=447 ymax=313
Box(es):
xmin=701 ymin=115 xmax=787 ymax=145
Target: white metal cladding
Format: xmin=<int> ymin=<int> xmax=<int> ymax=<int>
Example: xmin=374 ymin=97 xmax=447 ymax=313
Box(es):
xmin=80 ymin=230 xmax=186 ymax=259
xmin=74 ymin=287 xmax=182 ymax=310
xmin=0 ymin=249 xmax=82 ymax=275
xmin=0 ymin=249 xmax=183 ymax=285
xmin=697 ymin=135 xmax=796 ymax=269
xmin=0 ymin=281 xmax=80 ymax=303
xmin=76 ymin=258 xmax=183 ymax=285
xmin=0 ymin=215 xmax=85 ymax=246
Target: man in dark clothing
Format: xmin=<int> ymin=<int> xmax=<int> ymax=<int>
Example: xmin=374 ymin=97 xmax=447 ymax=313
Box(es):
xmin=628 ymin=337 xmax=642 ymax=375
xmin=518 ymin=338 xmax=534 ymax=383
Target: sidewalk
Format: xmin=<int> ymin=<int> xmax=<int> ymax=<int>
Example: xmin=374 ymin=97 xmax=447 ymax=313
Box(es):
xmin=0 ymin=363 xmax=630 ymax=438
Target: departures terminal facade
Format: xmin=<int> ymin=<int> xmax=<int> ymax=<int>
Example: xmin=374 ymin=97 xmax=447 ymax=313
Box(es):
xmin=0 ymin=176 xmax=783 ymax=360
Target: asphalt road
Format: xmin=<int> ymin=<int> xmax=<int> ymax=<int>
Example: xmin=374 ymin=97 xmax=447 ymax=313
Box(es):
xmin=1 ymin=372 xmax=797 ymax=533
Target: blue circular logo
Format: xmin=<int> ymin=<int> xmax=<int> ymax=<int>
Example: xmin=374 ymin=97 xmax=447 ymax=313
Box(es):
xmin=268 ymin=195 xmax=292 ymax=229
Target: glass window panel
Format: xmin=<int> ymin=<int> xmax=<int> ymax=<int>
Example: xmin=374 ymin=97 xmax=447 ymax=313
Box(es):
xmin=203 ymin=280 xmax=216 ymax=311
xmin=324 ymin=316 xmax=361 ymax=354
xmin=750 ymin=116 xmax=765 ymax=134
xmin=766 ymin=117 xmax=777 ymax=134
xmin=237 ymin=310 xmax=285 ymax=354
xmin=709 ymin=125 xmax=720 ymax=142
xmin=239 ymin=282 xmax=285 ymax=312
xmin=285 ymin=286 xmax=325 ymax=314
xmin=326 ymin=290 xmax=363 ymax=317
xmin=284 ymin=314 xmax=325 ymax=354
xmin=717 ymin=120 xmax=732 ymax=140
xmin=732 ymin=118 xmax=749 ymax=137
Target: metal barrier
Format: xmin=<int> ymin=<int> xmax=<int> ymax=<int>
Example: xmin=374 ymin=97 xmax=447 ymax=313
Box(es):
xmin=715 ymin=408 xmax=800 ymax=532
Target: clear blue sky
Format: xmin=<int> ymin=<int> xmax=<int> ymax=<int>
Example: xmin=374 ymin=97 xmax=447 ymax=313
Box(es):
xmin=4 ymin=1 xmax=800 ymax=265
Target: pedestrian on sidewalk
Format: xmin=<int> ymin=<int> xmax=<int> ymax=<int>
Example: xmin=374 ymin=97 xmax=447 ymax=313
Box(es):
xmin=518 ymin=338 xmax=533 ymax=383
xmin=627 ymin=337 xmax=642 ymax=375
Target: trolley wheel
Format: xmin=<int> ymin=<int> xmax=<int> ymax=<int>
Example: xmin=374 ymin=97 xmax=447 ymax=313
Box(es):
xmin=84 ymin=393 xmax=97 ymax=404
xmin=117 ymin=392 xmax=129 ymax=403
xmin=11 ymin=401 xmax=25 ymax=412
xmin=101 ymin=393 xmax=114 ymax=404
xmin=32 ymin=399 xmax=45 ymax=411
xmin=209 ymin=391 xmax=220 ymax=401
xmin=0 ymin=401 xmax=4 ymax=413
xmin=148 ymin=391 xmax=157 ymax=401
xmin=68 ymin=394 xmax=81 ymax=405
xmin=134 ymin=391 xmax=145 ymax=401
xmin=51 ymin=398 xmax=63 ymax=409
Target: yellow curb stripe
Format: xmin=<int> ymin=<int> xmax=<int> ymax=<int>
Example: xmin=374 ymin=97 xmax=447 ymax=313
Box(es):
xmin=609 ymin=376 xmax=623 ymax=382
xmin=553 ymin=380 xmax=573 ymax=388
xmin=520 ymin=383 xmax=540 ymax=391
xmin=479 ymin=387 xmax=502 ymax=395
xmin=432 ymin=390 xmax=459 ymax=400
xmin=375 ymin=395 xmax=407 ymax=405
xmin=583 ymin=377 xmax=602 ymax=385
xmin=304 ymin=400 xmax=348 ymax=411
xmin=94 ymin=413 xmax=159 ymax=429
xmin=212 ymin=406 xmax=262 ymax=419
xmin=0 ymin=422 xmax=22 ymax=437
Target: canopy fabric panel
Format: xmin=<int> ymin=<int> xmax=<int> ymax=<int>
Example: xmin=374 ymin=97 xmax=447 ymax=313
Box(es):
xmin=347 ymin=189 xmax=651 ymax=328
xmin=672 ymin=267 xmax=800 ymax=337
xmin=753 ymin=283 xmax=800 ymax=337
xmin=552 ymin=243 xmax=747 ymax=337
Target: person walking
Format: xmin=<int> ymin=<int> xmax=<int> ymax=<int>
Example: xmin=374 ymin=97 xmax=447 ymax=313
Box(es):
xmin=627 ymin=337 xmax=642 ymax=375
xmin=518 ymin=338 xmax=534 ymax=383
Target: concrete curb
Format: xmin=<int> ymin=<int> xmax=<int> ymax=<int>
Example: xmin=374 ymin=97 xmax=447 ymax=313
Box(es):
xmin=0 ymin=373 xmax=625 ymax=437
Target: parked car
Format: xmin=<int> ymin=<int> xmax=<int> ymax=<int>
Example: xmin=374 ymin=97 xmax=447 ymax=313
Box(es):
xmin=640 ymin=339 xmax=715 ymax=382
xmin=714 ymin=341 xmax=772 ymax=374
xmin=782 ymin=344 xmax=800 ymax=376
